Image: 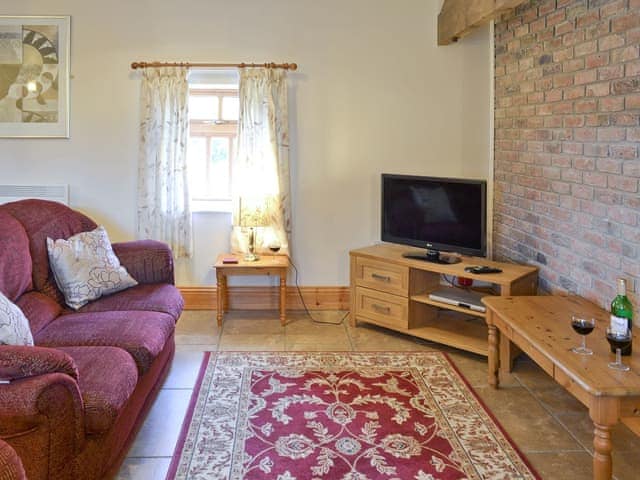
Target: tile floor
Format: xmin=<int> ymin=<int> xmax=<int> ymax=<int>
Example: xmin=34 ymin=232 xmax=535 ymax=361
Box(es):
xmin=116 ymin=310 xmax=640 ymax=480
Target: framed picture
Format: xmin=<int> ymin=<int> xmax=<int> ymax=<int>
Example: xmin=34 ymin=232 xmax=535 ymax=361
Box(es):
xmin=0 ymin=15 xmax=70 ymax=138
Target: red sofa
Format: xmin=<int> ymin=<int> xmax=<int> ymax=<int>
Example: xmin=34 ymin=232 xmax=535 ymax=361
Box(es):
xmin=0 ymin=200 xmax=184 ymax=479
xmin=0 ymin=439 xmax=26 ymax=480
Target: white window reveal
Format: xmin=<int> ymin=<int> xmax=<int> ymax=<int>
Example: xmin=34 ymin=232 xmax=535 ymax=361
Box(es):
xmin=187 ymin=69 xmax=239 ymax=212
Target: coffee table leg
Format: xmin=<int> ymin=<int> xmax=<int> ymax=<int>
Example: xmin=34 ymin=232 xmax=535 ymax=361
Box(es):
xmin=487 ymin=311 xmax=500 ymax=388
xmin=590 ymin=398 xmax=618 ymax=480
xmin=216 ymin=270 xmax=224 ymax=327
xmin=279 ymin=273 xmax=286 ymax=326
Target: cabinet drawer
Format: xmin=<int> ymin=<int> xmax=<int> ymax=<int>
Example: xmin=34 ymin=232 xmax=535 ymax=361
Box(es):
xmin=355 ymin=287 xmax=408 ymax=329
xmin=355 ymin=257 xmax=408 ymax=296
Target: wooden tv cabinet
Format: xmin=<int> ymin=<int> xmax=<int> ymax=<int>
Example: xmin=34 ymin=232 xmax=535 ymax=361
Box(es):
xmin=349 ymin=244 xmax=538 ymax=356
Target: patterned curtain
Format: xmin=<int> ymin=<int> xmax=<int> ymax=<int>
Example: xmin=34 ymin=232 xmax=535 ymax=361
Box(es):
xmin=231 ymin=68 xmax=291 ymax=255
xmin=137 ymin=67 xmax=192 ymax=258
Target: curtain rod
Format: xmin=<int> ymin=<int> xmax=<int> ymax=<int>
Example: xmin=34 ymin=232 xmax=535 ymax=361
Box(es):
xmin=131 ymin=61 xmax=298 ymax=71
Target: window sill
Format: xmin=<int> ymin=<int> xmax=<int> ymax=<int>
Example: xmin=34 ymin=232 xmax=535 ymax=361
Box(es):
xmin=191 ymin=199 xmax=232 ymax=213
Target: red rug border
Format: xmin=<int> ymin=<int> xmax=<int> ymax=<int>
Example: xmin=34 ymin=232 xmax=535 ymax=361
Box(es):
xmin=165 ymin=350 xmax=212 ymax=480
xmin=164 ymin=350 xmax=541 ymax=480
xmin=441 ymin=352 xmax=542 ymax=480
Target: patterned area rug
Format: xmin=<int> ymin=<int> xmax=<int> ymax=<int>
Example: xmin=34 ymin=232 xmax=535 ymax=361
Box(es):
xmin=166 ymin=352 xmax=538 ymax=480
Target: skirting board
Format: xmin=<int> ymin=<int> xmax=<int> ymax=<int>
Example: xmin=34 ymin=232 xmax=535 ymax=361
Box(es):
xmin=179 ymin=286 xmax=350 ymax=311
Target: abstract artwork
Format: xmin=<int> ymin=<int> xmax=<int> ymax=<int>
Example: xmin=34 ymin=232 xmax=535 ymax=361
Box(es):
xmin=0 ymin=16 xmax=69 ymax=137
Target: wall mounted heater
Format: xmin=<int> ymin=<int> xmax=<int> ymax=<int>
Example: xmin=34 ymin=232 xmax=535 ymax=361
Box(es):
xmin=0 ymin=185 xmax=69 ymax=206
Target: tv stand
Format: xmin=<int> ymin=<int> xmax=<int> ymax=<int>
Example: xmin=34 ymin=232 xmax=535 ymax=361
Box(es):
xmin=402 ymin=250 xmax=461 ymax=265
xmin=350 ymin=243 xmax=538 ymax=357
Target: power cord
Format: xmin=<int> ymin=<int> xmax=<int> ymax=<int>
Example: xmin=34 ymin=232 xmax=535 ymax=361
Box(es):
xmin=286 ymin=256 xmax=348 ymax=326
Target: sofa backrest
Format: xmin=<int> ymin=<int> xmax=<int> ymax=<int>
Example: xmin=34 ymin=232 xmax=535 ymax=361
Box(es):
xmin=0 ymin=210 xmax=33 ymax=302
xmin=0 ymin=200 xmax=97 ymax=306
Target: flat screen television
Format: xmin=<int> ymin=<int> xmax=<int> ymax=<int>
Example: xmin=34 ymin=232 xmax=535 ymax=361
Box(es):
xmin=381 ymin=174 xmax=486 ymax=262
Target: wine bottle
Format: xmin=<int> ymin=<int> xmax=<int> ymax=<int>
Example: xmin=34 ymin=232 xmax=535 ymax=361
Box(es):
xmin=610 ymin=278 xmax=633 ymax=356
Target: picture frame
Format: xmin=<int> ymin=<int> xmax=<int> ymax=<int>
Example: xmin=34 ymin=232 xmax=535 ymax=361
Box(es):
xmin=0 ymin=15 xmax=70 ymax=138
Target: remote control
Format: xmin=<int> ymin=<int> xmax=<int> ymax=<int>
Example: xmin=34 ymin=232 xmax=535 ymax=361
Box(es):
xmin=464 ymin=265 xmax=503 ymax=274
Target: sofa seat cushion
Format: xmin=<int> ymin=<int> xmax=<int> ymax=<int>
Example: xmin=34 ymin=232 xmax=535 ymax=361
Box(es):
xmin=77 ymin=283 xmax=184 ymax=321
xmin=59 ymin=346 xmax=138 ymax=435
xmin=35 ymin=311 xmax=174 ymax=375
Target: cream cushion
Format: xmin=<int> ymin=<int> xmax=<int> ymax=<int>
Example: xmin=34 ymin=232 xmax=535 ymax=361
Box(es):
xmin=0 ymin=290 xmax=34 ymax=346
xmin=47 ymin=226 xmax=138 ymax=310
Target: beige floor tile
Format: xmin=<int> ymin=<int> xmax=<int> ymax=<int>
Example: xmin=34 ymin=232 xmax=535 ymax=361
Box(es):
xmin=525 ymin=451 xmax=593 ymax=480
xmin=284 ymin=311 xmax=349 ymax=333
xmin=511 ymin=356 xmax=558 ymax=389
xmin=286 ymin=321 xmax=349 ymax=337
xmin=175 ymin=310 xmax=220 ymax=345
xmin=218 ymin=333 xmax=286 ymax=351
xmin=528 ymin=385 xmax=586 ymax=415
xmin=555 ymin=411 xmax=640 ymax=454
xmin=128 ymin=389 xmax=192 ymax=457
xmin=285 ymin=340 xmax=353 ymax=351
xmin=350 ymin=326 xmax=438 ymax=351
xmin=475 ymin=385 xmax=582 ymax=452
xmin=176 ymin=310 xmax=219 ymax=333
xmin=222 ymin=318 xmax=284 ymax=335
xmin=613 ymin=450 xmax=640 ymax=480
xmin=221 ymin=312 xmax=284 ymax=335
xmin=175 ymin=332 xmax=220 ymax=345
xmin=116 ymin=456 xmax=171 ymax=480
xmin=446 ymin=350 xmax=520 ymax=388
xmin=163 ymin=346 xmax=210 ymax=389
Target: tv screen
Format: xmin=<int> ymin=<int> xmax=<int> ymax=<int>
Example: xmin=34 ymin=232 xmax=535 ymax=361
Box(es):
xmin=381 ymin=174 xmax=486 ymax=257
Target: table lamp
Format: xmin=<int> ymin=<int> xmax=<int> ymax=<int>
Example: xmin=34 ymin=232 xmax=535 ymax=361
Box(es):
xmin=239 ymin=196 xmax=270 ymax=261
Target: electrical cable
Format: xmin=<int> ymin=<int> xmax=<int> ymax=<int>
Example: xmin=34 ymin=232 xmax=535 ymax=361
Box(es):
xmin=287 ymin=256 xmax=348 ymax=325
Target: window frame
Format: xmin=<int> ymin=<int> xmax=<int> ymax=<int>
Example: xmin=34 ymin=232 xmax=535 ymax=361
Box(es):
xmin=187 ymin=87 xmax=239 ymax=212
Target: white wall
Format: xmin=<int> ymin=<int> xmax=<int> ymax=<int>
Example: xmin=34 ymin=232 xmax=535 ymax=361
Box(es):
xmin=1 ymin=0 xmax=491 ymax=287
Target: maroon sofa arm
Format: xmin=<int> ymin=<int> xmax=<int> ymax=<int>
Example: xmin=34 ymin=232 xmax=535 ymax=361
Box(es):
xmin=0 ymin=346 xmax=78 ymax=382
xmin=0 ymin=373 xmax=84 ymax=480
xmin=0 ymin=439 xmax=26 ymax=480
xmin=112 ymin=240 xmax=176 ymax=285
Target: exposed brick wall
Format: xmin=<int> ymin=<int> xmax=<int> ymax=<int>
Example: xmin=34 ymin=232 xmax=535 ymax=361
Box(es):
xmin=493 ymin=0 xmax=639 ymax=318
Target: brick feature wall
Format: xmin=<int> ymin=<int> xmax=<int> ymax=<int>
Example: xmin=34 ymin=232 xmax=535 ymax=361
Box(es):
xmin=494 ymin=0 xmax=639 ymax=317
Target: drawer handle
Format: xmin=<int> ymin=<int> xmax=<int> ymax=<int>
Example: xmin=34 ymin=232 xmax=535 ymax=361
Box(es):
xmin=371 ymin=273 xmax=391 ymax=282
xmin=372 ymin=303 xmax=391 ymax=314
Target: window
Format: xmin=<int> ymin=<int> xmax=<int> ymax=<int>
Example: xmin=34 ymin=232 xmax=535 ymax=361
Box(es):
xmin=187 ymin=83 xmax=239 ymax=211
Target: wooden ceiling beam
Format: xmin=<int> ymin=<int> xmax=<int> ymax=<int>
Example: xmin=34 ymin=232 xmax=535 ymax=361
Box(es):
xmin=438 ymin=0 xmax=525 ymax=46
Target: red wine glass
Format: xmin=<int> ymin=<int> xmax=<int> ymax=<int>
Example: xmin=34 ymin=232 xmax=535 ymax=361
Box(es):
xmin=268 ymin=243 xmax=281 ymax=253
xmin=606 ymin=327 xmax=631 ymax=372
xmin=570 ymin=316 xmax=595 ymax=355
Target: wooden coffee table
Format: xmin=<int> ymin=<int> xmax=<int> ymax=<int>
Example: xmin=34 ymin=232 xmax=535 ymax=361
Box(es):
xmin=214 ymin=254 xmax=289 ymax=327
xmin=483 ymin=295 xmax=640 ymax=480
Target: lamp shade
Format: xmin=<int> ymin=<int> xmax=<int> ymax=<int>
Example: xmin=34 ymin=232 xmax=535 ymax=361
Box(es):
xmin=239 ymin=196 xmax=270 ymax=228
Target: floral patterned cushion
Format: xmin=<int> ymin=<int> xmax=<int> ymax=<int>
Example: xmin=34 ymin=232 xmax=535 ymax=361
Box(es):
xmin=0 ymin=290 xmax=34 ymax=346
xmin=47 ymin=226 xmax=138 ymax=310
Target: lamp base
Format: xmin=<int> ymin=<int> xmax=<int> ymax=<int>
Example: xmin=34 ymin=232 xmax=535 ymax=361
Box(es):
xmin=244 ymin=252 xmax=260 ymax=262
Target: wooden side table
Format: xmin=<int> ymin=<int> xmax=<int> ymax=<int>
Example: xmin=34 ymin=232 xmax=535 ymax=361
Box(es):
xmin=483 ymin=295 xmax=640 ymax=480
xmin=214 ymin=254 xmax=289 ymax=327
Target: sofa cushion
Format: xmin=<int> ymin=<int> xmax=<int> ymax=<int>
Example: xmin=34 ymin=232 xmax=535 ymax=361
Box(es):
xmin=0 ymin=211 xmax=32 ymax=302
xmin=47 ymin=226 xmax=138 ymax=310
xmin=77 ymin=283 xmax=184 ymax=321
xmin=15 ymin=291 xmax=62 ymax=336
xmin=0 ymin=291 xmax=34 ymax=346
xmin=1 ymin=200 xmax=97 ymax=305
xmin=59 ymin=346 xmax=138 ymax=435
xmin=34 ymin=311 xmax=174 ymax=374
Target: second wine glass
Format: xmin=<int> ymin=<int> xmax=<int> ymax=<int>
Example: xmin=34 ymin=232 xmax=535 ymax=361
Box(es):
xmin=570 ymin=316 xmax=596 ymax=355
xmin=606 ymin=327 xmax=632 ymax=372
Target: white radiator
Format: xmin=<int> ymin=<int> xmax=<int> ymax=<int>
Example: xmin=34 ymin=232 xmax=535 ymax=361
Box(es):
xmin=0 ymin=185 xmax=69 ymax=205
